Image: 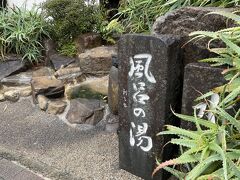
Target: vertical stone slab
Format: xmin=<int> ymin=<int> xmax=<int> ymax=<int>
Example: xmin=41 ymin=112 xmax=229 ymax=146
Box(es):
xmin=108 ymin=66 xmax=119 ymax=115
xmin=181 ymin=63 xmax=226 ymax=130
xmin=118 ymin=34 xmax=183 ymax=179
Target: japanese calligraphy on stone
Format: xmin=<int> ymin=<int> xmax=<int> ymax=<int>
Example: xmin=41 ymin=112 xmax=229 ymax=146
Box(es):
xmin=128 ymin=54 xmax=156 ymax=152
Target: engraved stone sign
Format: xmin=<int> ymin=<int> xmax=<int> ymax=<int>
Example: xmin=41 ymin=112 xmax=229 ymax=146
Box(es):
xmin=118 ymin=34 xmax=183 ymax=179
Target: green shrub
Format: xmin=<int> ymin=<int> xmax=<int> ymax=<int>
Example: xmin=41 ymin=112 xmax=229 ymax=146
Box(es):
xmin=153 ymin=11 xmax=240 ymax=180
xmin=58 ymin=42 xmax=77 ymax=57
xmin=43 ymin=0 xmax=103 ymax=46
xmin=99 ymin=19 xmax=125 ymax=44
xmin=0 ymin=7 xmax=49 ymax=63
xmin=115 ymin=0 xmax=240 ymax=33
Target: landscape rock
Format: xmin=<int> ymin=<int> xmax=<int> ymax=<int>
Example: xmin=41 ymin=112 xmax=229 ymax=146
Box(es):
xmin=85 ymin=107 xmax=105 ymax=125
xmin=78 ymin=46 xmax=117 ymax=75
xmin=19 ymin=86 xmax=32 ymax=97
xmin=4 ymin=90 xmax=20 ymax=102
xmin=50 ymin=53 xmax=76 ymax=71
xmin=112 ymin=54 xmax=118 ymax=68
xmin=108 ymin=66 xmax=118 ymax=115
xmin=0 ymin=59 xmax=26 ymax=81
xmin=37 ymin=95 xmax=49 ymax=111
xmin=66 ymin=98 xmax=104 ymax=125
xmin=0 ymin=94 xmax=5 ymax=102
xmin=0 ymin=71 xmax=32 ymax=86
xmin=54 ymin=66 xmax=85 ymax=83
xmin=65 ymin=76 xmax=108 ymax=99
xmin=65 ymin=63 xmax=79 ymax=68
xmin=152 ymin=7 xmax=235 ymax=65
xmin=1 ymin=86 xmax=32 ymax=97
xmin=75 ymin=33 xmax=102 ymax=53
xmin=105 ymin=113 xmax=119 ymax=133
xmin=1 ymin=67 xmax=55 ymax=86
xmin=43 ymin=39 xmax=57 ymax=66
xmin=31 ymin=76 xmax=64 ymax=102
xmin=32 ymin=67 xmax=55 ymax=77
xmin=47 ymin=100 xmax=67 ymax=115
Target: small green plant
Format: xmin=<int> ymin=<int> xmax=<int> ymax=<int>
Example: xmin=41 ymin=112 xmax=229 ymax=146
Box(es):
xmin=99 ymin=19 xmax=125 ymax=44
xmin=43 ymin=0 xmax=103 ymax=50
xmin=153 ymin=11 xmax=240 ymax=179
xmin=153 ymin=102 xmax=240 ymax=179
xmin=0 ymin=7 xmax=49 ymax=63
xmin=115 ymin=0 xmax=240 ymax=33
xmin=58 ymin=42 xmax=77 ymax=57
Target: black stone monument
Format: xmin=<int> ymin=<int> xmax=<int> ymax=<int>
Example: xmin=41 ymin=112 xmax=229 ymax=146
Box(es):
xmin=118 ymin=34 xmax=183 ymax=179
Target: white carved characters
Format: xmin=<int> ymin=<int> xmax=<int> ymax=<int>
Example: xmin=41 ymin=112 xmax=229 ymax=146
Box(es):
xmin=129 ymin=54 xmax=156 ymax=83
xmin=133 ymin=82 xmax=150 ymax=105
xmin=130 ymin=122 xmax=153 ymax=152
xmin=128 ymin=53 xmax=155 ymax=152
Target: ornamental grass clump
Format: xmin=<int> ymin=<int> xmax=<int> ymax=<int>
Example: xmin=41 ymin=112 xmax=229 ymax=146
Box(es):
xmin=0 ymin=7 xmax=49 ymax=63
xmin=153 ymin=11 xmax=240 ymax=180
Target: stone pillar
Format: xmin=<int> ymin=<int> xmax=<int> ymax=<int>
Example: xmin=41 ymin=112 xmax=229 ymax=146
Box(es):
xmin=118 ymin=34 xmax=183 ymax=179
xmin=106 ymin=55 xmax=119 ymax=133
xmin=181 ymin=63 xmax=226 ymax=130
xmin=108 ymin=66 xmax=118 ymax=115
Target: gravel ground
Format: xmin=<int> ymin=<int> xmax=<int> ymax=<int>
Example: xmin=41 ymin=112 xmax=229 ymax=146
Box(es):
xmin=0 ymin=97 xmax=142 ymax=180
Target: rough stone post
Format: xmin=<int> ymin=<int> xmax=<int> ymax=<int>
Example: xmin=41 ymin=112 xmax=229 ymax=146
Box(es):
xmin=118 ymin=34 xmax=183 ymax=179
xmin=181 ymin=63 xmax=226 ymax=130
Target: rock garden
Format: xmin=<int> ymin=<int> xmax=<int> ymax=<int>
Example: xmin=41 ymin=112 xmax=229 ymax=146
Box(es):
xmin=0 ymin=38 xmax=117 ymax=128
xmin=0 ymin=0 xmax=119 ymax=131
xmin=1 ymin=0 xmax=240 ymax=180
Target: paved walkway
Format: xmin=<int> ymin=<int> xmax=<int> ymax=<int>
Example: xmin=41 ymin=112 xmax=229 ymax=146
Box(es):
xmin=0 ymin=158 xmax=43 ymax=180
xmin=0 ymin=98 xmax=141 ymax=180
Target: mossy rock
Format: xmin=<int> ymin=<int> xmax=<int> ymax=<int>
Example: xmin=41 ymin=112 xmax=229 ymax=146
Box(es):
xmin=67 ymin=87 xmax=105 ymax=100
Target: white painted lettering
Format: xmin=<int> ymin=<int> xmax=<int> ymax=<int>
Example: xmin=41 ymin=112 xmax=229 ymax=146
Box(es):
xmin=134 ymin=108 xmax=146 ymax=117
